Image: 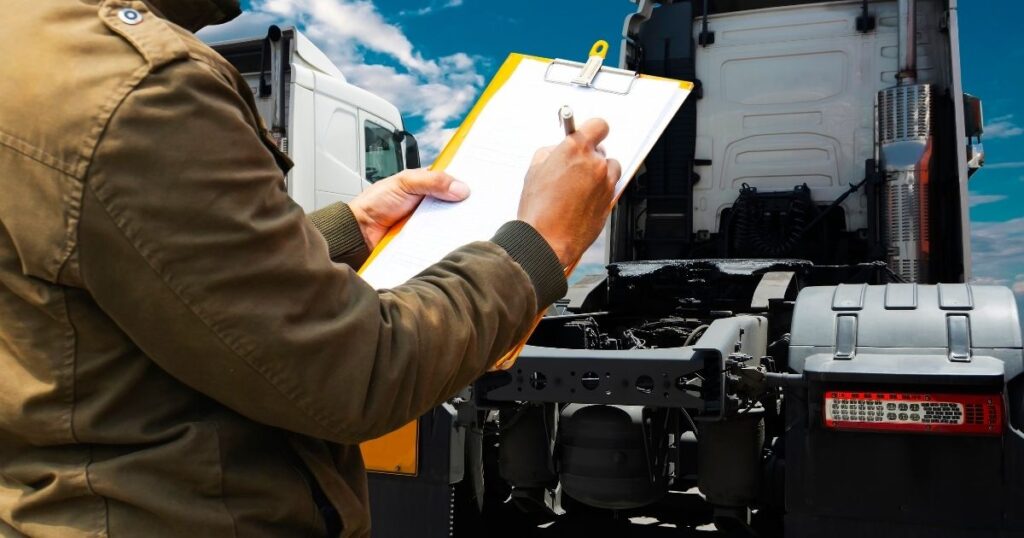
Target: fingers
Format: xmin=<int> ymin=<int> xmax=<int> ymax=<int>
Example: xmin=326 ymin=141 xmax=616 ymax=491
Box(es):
xmin=572 ymin=118 xmax=610 ymax=149
xmin=606 ymin=158 xmax=623 ymax=186
xmin=397 ymin=168 xmax=470 ymax=202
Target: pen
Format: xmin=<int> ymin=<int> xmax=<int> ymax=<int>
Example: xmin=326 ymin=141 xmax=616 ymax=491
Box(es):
xmin=559 ymin=105 xmax=575 ymax=136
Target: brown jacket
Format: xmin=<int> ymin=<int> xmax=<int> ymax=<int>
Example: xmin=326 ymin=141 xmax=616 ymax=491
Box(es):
xmin=0 ymin=1 xmax=566 ymax=536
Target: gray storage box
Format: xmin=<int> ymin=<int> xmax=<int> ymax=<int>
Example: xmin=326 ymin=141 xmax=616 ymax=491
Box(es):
xmin=785 ymin=284 xmax=1024 ymax=538
xmin=790 ymin=283 xmax=1022 ymax=382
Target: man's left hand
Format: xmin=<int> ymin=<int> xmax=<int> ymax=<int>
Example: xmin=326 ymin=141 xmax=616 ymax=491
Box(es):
xmin=348 ymin=168 xmax=471 ymax=249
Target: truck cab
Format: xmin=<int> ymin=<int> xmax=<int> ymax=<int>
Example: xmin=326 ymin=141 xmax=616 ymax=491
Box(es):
xmin=209 ymin=26 xmax=420 ymax=212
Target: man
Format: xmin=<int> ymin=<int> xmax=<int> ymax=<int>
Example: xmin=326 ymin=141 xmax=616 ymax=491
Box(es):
xmin=0 ymin=0 xmax=620 ymax=536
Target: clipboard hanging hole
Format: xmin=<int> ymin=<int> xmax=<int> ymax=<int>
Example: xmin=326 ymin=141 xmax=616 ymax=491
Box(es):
xmin=589 ymin=40 xmax=609 ymax=59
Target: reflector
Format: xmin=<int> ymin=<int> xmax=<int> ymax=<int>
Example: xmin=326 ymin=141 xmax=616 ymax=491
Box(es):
xmin=824 ymin=391 xmax=1002 ymax=435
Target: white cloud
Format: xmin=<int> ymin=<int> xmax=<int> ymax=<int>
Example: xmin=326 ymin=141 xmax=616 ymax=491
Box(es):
xmin=969 ymin=192 xmax=1008 ymax=208
xmin=975 ymin=273 xmax=1024 ymax=294
xmin=971 ymin=217 xmax=1024 ymax=287
xmin=197 ymin=10 xmax=281 ymax=43
xmin=415 ymin=126 xmax=458 ymax=157
xmin=400 ymin=0 xmax=464 ymax=17
xmin=260 ymin=0 xmax=439 ymax=75
xmin=970 ymin=219 xmax=1024 ymax=329
xmin=340 ymin=56 xmax=482 ymax=158
xmin=984 ymin=114 xmax=1024 ymax=139
xmin=201 ymin=0 xmax=485 ymax=162
xmin=970 ymin=275 xmax=1007 ymax=286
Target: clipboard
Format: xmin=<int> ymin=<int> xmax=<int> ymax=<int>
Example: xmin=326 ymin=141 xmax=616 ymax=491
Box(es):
xmin=359 ymin=41 xmax=692 ymax=370
xmin=359 ymin=41 xmax=692 ymax=477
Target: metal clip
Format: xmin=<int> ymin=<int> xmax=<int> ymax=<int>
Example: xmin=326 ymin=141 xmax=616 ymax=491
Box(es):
xmin=571 ymin=40 xmax=609 ymax=88
xmin=544 ymin=40 xmax=639 ymax=96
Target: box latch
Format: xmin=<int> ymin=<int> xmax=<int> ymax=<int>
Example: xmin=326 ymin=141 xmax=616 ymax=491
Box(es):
xmin=946 ymin=315 xmax=972 ymax=362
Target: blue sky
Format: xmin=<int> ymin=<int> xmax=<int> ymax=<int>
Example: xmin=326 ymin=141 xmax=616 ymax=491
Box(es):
xmin=203 ymin=0 xmax=1024 ymax=317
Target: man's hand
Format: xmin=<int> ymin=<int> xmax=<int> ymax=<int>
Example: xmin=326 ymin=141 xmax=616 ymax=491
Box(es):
xmin=349 ymin=168 xmax=471 ymax=249
xmin=518 ymin=118 xmax=622 ymax=267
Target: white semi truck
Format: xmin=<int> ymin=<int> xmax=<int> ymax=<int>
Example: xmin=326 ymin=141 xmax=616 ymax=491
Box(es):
xmin=209 ymin=26 xmax=420 ymax=212
xmin=211 ymin=6 xmax=1020 ymax=537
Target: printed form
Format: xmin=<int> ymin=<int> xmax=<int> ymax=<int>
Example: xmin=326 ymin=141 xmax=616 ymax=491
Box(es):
xmin=360 ymin=56 xmax=691 ymax=290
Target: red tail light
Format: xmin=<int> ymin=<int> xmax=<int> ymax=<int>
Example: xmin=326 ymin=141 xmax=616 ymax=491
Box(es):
xmin=824 ymin=391 xmax=1003 ymax=436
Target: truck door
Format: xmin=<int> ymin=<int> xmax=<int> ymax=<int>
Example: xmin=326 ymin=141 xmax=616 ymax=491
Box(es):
xmin=312 ymin=72 xmax=363 ymax=207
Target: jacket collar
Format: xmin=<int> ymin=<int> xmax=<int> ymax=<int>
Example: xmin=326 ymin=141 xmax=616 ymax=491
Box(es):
xmin=144 ymin=0 xmax=242 ymax=32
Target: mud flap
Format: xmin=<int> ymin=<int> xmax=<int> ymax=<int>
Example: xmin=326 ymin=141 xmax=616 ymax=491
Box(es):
xmin=368 ymin=406 xmax=461 ymax=538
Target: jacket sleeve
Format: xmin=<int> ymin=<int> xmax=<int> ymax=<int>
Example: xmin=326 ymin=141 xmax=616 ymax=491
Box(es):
xmin=307 ymin=202 xmax=370 ymax=268
xmin=77 ymin=59 xmax=567 ymax=444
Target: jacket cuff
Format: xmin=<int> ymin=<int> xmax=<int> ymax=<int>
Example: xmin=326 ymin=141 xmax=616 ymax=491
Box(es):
xmin=491 ymin=221 xmax=567 ymax=308
xmin=308 ymin=202 xmax=370 ymax=267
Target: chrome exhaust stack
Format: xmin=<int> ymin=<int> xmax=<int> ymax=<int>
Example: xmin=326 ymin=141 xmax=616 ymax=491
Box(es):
xmin=897 ymin=0 xmax=918 ymax=86
xmin=878 ymin=0 xmax=932 ymax=282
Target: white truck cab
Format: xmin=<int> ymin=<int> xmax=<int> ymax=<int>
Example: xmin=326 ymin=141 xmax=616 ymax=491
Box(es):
xmin=208 ymin=26 xmax=420 ymax=212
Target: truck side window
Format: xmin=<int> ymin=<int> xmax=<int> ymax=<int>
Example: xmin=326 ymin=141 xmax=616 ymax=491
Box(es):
xmin=364 ymin=120 xmax=402 ymax=183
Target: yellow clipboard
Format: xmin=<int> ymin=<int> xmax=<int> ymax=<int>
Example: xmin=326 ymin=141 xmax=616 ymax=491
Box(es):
xmin=359 ymin=42 xmax=692 ymax=369
xmin=360 ymin=42 xmax=692 ymax=475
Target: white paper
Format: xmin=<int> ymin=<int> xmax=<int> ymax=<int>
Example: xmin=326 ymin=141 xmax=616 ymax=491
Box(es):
xmin=360 ymin=57 xmax=691 ymax=290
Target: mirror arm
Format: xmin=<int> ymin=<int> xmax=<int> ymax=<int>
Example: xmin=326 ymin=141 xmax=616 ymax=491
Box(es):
xmin=394 ymin=130 xmax=422 ymax=170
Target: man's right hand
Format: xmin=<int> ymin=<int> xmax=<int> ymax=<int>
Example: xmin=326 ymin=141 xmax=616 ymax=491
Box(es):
xmin=517 ymin=118 xmax=623 ymax=268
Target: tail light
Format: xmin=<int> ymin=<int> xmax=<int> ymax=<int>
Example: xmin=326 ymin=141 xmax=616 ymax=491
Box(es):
xmin=824 ymin=391 xmax=1003 ymax=436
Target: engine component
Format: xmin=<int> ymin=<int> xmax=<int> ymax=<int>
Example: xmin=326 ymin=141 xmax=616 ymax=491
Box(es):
xmin=620 ymin=317 xmax=694 ymax=349
xmin=697 ymin=408 xmax=765 ymax=509
xmin=557 ymin=317 xmax=614 ymax=350
xmin=498 ymin=404 xmax=557 ymax=489
xmin=557 ymin=404 xmax=675 ymax=510
xmin=606 ymin=259 xmax=811 ymax=315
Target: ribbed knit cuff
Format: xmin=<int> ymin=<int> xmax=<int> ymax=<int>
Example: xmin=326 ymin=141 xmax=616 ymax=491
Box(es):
xmin=491 ymin=221 xmax=567 ymax=308
xmin=308 ymin=202 xmax=370 ymax=267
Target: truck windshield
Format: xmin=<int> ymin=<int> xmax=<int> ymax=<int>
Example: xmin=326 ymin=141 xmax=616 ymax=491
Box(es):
xmin=364 ymin=120 xmax=402 ymax=182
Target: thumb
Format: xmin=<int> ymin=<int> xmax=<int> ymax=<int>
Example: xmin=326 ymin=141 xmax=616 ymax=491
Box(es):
xmin=398 ymin=169 xmax=471 ymax=202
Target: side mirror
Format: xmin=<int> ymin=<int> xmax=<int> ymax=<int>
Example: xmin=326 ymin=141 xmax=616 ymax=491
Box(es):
xmin=963 ymin=94 xmax=985 ymax=177
xmin=963 ymin=93 xmax=984 ymax=140
xmin=394 ymin=130 xmax=422 ymax=170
